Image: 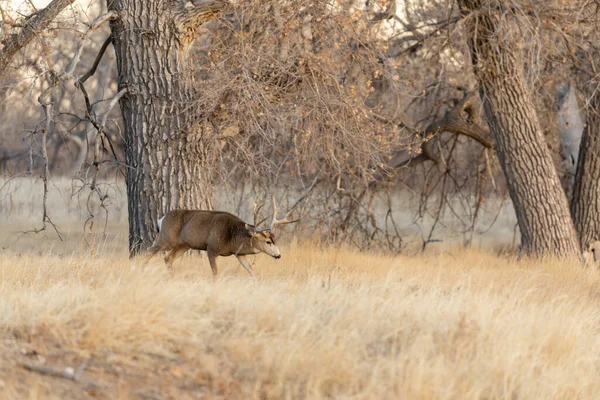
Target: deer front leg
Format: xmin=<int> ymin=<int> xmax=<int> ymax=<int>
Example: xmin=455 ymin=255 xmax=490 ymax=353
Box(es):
xmin=207 ymin=250 xmax=219 ymax=280
xmin=236 ymin=255 xmax=256 ymax=279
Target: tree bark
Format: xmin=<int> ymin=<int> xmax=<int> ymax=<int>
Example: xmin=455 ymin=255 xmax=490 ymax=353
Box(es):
xmin=459 ymin=0 xmax=580 ymax=257
xmin=107 ymin=0 xmax=226 ymax=255
xmin=571 ymin=93 xmax=600 ymax=250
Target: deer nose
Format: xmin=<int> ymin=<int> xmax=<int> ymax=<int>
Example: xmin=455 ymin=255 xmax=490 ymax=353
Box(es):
xmin=274 ymin=254 xmax=281 ymax=259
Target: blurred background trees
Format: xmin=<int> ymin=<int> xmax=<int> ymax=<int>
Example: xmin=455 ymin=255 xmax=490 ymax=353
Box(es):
xmin=1 ymin=0 xmax=598 ymax=257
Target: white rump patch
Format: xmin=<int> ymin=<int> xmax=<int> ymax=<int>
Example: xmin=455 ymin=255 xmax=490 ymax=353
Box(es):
xmin=157 ymin=216 xmax=165 ymax=232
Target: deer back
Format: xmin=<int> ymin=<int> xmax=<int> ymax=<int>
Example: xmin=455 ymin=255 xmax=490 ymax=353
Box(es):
xmin=157 ymin=209 xmax=252 ymax=253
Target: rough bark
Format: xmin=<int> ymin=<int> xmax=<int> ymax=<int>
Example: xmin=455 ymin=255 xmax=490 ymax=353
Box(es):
xmin=571 ymin=93 xmax=600 ymax=250
xmin=107 ymin=0 xmax=226 ymax=255
xmin=0 ymin=0 xmax=75 ymax=75
xmin=459 ymin=0 xmax=580 ymax=257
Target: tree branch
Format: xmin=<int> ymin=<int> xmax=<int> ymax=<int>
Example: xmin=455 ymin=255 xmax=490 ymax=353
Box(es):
xmin=371 ymin=92 xmax=493 ymax=181
xmin=75 ymin=36 xmax=113 ymax=118
xmin=61 ymin=11 xmax=117 ymax=78
xmin=423 ymin=92 xmax=493 ymax=149
xmin=0 ymin=0 xmax=75 ymax=75
xmin=174 ymin=0 xmax=229 ymax=42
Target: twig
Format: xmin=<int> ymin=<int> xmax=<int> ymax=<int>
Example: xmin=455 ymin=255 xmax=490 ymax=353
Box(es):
xmin=133 ymin=391 xmax=168 ymax=400
xmin=61 ymin=11 xmax=117 ymax=78
xmin=20 ymin=357 xmax=93 ymax=382
xmin=36 ymin=99 xmax=63 ymax=241
xmin=97 ymin=88 xmax=128 ymax=131
xmin=0 ymin=0 xmax=76 ymax=74
xmin=74 ymin=357 xmax=93 ymax=380
xmin=75 ymin=36 xmax=113 ymax=118
xmin=20 ymin=362 xmax=78 ymax=380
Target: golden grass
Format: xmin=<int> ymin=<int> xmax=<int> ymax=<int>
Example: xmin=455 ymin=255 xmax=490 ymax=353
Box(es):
xmin=1 ymin=240 xmax=600 ymax=399
xmin=1 ymin=178 xmax=599 ymax=399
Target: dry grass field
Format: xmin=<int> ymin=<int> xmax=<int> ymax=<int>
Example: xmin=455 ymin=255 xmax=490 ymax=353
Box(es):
xmin=1 ymin=178 xmax=600 ymax=399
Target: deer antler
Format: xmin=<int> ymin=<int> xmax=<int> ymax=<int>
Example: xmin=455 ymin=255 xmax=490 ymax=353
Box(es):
xmin=267 ymin=192 xmax=300 ymax=232
xmin=252 ymin=202 xmax=268 ymax=228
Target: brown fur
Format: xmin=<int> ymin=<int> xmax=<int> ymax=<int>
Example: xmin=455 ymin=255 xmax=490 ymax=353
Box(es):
xmin=144 ymin=210 xmax=282 ymax=279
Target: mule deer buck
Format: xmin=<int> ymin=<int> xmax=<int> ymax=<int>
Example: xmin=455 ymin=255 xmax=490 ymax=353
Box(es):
xmin=144 ymin=195 xmax=300 ymax=279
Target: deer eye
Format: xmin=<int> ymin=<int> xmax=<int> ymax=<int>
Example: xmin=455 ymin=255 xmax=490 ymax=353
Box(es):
xmin=266 ymin=240 xmax=272 ymax=245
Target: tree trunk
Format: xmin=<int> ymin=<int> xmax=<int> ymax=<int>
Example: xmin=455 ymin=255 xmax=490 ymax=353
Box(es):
xmin=556 ymin=82 xmax=584 ymax=198
xmin=107 ymin=0 xmax=226 ymax=255
xmin=459 ymin=0 xmax=580 ymax=257
xmin=571 ymin=93 xmax=600 ymax=250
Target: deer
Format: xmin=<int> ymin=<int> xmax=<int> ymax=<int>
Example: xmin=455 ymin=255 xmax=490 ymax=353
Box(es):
xmin=143 ymin=194 xmax=300 ymax=279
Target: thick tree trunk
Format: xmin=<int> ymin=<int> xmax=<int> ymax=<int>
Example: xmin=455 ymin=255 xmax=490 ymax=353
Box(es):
xmin=459 ymin=0 xmax=580 ymax=257
xmin=107 ymin=0 xmax=225 ymax=255
xmin=571 ymin=93 xmax=600 ymax=250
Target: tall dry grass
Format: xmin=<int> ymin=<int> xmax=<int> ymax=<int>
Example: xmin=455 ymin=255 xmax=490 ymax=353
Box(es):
xmin=1 ymin=177 xmax=599 ymax=399
xmin=1 ymin=243 xmax=600 ymax=399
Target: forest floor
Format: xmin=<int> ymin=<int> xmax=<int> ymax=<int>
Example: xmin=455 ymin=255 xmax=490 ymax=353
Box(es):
xmin=1 ymin=178 xmax=599 ymax=399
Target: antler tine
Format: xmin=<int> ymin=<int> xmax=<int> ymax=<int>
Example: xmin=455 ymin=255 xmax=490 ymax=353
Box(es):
xmin=268 ymin=191 xmax=301 ymax=231
xmin=252 ymin=202 xmax=268 ymax=227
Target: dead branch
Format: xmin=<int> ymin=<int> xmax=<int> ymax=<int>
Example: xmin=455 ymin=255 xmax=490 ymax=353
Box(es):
xmin=0 ymin=0 xmax=75 ymax=75
xmin=21 ymin=361 xmax=81 ymax=380
xmin=175 ymin=0 xmax=228 ymax=41
xmin=96 ymin=88 xmax=128 ymax=131
xmin=61 ymin=11 xmax=117 ymax=78
xmin=30 ymin=10 xmax=118 ymax=239
xmin=20 ymin=357 xmax=93 ymax=382
xmin=423 ymin=92 xmax=492 ymax=149
xmin=26 ymin=100 xmax=64 ymax=240
xmin=20 ymin=358 xmax=164 ymax=398
xmin=371 ymin=92 xmax=492 ymax=182
xmin=75 ymin=36 xmax=113 ymax=118
xmin=133 ymin=391 xmax=168 ymax=400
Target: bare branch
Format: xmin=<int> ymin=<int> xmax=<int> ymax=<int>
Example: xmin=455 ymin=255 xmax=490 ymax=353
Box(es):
xmin=61 ymin=11 xmax=117 ymax=78
xmin=96 ymin=88 xmax=128 ymax=131
xmin=75 ymin=36 xmax=113 ymax=118
xmin=0 ymin=0 xmax=75 ymax=75
xmin=423 ymin=93 xmax=493 ymax=149
xmin=174 ymin=0 xmax=228 ymax=41
xmin=371 ymin=92 xmax=493 ymax=182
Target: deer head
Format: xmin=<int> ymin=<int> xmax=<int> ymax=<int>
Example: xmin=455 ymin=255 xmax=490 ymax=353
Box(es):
xmin=244 ymin=192 xmax=300 ymax=259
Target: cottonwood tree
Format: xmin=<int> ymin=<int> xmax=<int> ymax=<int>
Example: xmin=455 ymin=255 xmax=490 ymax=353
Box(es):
xmin=570 ymin=43 xmax=600 ymax=250
xmin=4 ymin=0 xmax=599 ymax=257
xmin=0 ymin=0 xmax=507 ymax=252
xmin=457 ymin=0 xmax=581 ymax=257
xmin=1 ymin=1 xmax=226 ymax=254
xmin=106 ymin=0 xmax=227 ymax=254
xmin=193 ymin=0 xmax=505 ymax=250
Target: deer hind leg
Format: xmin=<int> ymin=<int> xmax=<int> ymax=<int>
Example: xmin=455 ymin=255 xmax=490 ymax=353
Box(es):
xmin=207 ymin=250 xmax=219 ymax=281
xmin=236 ymin=255 xmax=256 ymax=279
xmin=164 ymin=246 xmax=188 ymax=274
xmin=142 ymin=244 xmax=169 ymax=266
